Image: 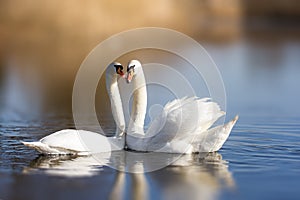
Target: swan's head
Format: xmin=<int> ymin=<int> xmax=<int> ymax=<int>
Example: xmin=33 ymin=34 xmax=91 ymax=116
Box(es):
xmin=113 ymin=62 xmax=125 ymax=77
xmin=106 ymin=62 xmax=125 ymax=79
xmin=126 ymin=59 xmax=142 ymax=83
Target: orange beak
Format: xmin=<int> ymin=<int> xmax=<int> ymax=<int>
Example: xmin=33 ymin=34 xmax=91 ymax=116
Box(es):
xmin=117 ymin=68 xmax=125 ymax=78
xmin=126 ymin=70 xmax=133 ymax=83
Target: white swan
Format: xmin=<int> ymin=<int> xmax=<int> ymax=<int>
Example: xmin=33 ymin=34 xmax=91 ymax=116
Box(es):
xmin=22 ymin=62 xmax=126 ymax=155
xmin=125 ymin=60 xmax=238 ymax=154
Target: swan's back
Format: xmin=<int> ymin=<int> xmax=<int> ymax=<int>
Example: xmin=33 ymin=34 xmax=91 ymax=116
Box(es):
xmin=136 ymin=97 xmax=226 ymax=152
xmin=40 ymin=129 xmax=88 ymax=152
xmin=23 ymin=129 xmax=114 ymax=155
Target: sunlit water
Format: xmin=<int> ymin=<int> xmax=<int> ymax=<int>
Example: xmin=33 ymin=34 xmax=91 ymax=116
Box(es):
xmin=1 ymin=39 xmax=300 ymax=200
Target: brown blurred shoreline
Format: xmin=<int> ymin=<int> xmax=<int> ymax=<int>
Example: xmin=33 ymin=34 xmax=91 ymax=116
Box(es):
xmin=0 ymin=0 xmax=299 ymax=114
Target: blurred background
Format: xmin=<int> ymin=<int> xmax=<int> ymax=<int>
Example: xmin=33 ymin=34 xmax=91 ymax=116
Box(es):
xmin=0 ymin=0 xmax=300 ymax=119
xmin=1 ymin=1 xmax=300 ymax=200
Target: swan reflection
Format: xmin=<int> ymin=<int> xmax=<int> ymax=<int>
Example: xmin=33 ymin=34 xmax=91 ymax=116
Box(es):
xmin=23 ymin=154 xmax=108 ymax=177
xmin=155 ymin=152 xmax=235 ymax=200
xmin=23 ymin=151 xmax=234 ymax=200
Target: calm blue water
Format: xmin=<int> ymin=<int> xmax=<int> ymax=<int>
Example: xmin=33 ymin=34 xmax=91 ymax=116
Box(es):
xmin=1 ymin=39 xmax=300 ymax=200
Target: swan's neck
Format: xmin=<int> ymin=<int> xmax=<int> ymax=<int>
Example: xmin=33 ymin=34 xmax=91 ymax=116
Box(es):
xmin=106 ymin=74 xmax=125 ymax=137
xmin=129 ymin=68 xmax=147 ymax=135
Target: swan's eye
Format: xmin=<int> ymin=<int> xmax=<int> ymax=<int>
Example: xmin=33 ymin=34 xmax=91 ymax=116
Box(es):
xmin=114 ymin=64 xmax=124 ymax=76
xmin=127 ymin=65 xmax=135 ymax=72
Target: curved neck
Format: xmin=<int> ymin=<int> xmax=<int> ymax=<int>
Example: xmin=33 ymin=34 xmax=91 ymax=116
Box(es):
xmin=106 ymin=73 xmax=125 ymax=137
xmin=128 ymin=68 xmax=147 ymax=135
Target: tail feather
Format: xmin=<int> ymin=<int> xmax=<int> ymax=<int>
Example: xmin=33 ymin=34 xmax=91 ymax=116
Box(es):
xmin=193 ymin=115 xmax=239 ymax=152
xmin=21 ymin=141 xmax=82 ymax=155
xmin=21 ymin=141 xmax=61 ymax=154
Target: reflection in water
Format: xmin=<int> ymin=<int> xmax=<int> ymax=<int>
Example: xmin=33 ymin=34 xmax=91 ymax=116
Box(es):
xmin=158 ymin=153 xmax=234 ymax=200
xmin=23 ymin=151 xmax=234 ymax=200
xmin=23 ymin=154 xmax=107 ymax=177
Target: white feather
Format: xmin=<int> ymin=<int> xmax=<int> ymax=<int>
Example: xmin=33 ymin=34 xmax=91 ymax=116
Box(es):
xmin=22 ymin=129 xmax=124 ymax=155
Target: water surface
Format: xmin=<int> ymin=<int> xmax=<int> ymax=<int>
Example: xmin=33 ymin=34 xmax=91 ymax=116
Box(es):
xmin=1 ymin=38 xmax=300 ymax=200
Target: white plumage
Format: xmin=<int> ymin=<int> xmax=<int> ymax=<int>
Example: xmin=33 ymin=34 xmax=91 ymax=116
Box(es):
xmin=125 ymin=60 xmax=238 ymax=153
xmin=22 ymin=129 xmax=124 ymax=155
